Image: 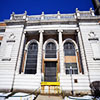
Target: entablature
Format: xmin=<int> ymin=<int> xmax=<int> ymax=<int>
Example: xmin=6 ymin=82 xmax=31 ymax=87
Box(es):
xmin=24 ymin=24 xmax=79 ymax=34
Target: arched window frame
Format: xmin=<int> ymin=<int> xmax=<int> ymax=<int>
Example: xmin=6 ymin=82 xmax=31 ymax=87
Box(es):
xmin=23 ymin=39 xmax=39 ymax=74
xmin=63 ymin=38 xmax=80 ymax=74
xmin=43 ymin=39 xmax=58 ymax=59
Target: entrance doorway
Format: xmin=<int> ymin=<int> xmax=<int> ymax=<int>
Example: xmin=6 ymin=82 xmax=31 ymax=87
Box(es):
xmin=44 ymin=61 xmax=57 ymax=82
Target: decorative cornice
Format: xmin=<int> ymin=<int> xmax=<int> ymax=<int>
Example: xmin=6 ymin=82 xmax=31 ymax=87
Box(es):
xmin=3 ymin=9 xmax=100 ymax=26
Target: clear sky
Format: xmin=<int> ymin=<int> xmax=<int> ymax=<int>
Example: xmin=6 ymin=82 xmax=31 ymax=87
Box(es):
xmin=0 ymin=0 xmax=94 ymax=21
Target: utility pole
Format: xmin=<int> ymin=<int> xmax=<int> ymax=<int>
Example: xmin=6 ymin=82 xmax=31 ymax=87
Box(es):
xmin=70 ymin=66 xmax=74 ymax=96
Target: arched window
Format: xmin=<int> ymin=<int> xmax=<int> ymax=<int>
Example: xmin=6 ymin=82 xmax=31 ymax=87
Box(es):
xmin=64 ymin=41 xmax=78 ymax=74
xmin=64 ymin=42 xmax=75 ymax=56
xmin=25 ymin=42 xmax=38 ymax=74
xmin=45 ymin=42 xmax=56 ymax=58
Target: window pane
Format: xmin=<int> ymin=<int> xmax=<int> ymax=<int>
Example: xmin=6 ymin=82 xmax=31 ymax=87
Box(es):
xmin=25 ymin=42 xmax=38 ymax=74
xmin=45 ymin=42 xmax=57 ymax=58
xmin=65 ymin=63 xmax=78 ymax=74
xmin=64 ymin=42 xmax=75 ymax=56
xmin=44 ymin=62 xmax=57 ymax=82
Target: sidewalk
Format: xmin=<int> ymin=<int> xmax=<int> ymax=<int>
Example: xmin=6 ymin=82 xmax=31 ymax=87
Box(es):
xmin=36 ymin=95 xmax=63 ymax=100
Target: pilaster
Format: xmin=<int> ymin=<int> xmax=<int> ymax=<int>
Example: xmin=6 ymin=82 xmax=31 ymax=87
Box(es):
xmin=58 ymin=29 xmax=65 ymax=74
xmin=16 ymin=32 xmax=26 ymax=74
xmin=37 ymin=30 xmax=44 ymax=74
xmin=77 ymin=31 xmax=88 ymax=75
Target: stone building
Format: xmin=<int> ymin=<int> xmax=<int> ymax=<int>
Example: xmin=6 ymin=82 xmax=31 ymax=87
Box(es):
xmin=0 ymin=8 xmax=100 ymax=95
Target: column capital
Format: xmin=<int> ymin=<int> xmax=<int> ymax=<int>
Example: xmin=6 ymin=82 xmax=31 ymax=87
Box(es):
xmin=58 ymin=29 xmax=63 ymax=33
xmin=39 ymin=30 xmax=44 ymax=33
xmin=76 ymin=29 xmax=80 ymax=33
xmin=23 ymin=31 xmax=26 ymax=34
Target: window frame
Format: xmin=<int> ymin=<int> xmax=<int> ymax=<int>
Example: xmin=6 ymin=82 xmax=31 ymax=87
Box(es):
xmin=43 ymin=39 xmax=58 ymax=59
xmin=65 ymin=63 xmax=78 ymax=74
xmin=45 ymin=42 xmax=57 ymax=58
xmin=23 ymin=39 xmax=39 ymax=75
xmin=63 ymin=38 xmax=79 ymax=75
xmin=64 ymin=42 xmax=76 ymax=56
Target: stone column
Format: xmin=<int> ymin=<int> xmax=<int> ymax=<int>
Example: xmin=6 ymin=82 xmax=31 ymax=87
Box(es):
xmin=37 ymin=30 xmax=43 ymax=74
xmin=77 ymin=31 xmax=88 ymax=75
xmin=17 ymin=32 xmax=26 ymax=74
xmin=58 ymin=29 xmax=65 ymax=74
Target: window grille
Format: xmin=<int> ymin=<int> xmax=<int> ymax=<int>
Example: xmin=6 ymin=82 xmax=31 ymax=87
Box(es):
xmin=64 ymin=41 xmax=78 ymax=74
xmin=44 ymin=62 xmax=57 ymax=82
xmin=45 ymin=42 xmax=56 ymax=58
xmin=25 ymin=42 xmax=38 ymax=74
xmin=65 ymin=63 xmax=78 ymax=74
xmin=64 ymin=42 xmax=75 ymax=56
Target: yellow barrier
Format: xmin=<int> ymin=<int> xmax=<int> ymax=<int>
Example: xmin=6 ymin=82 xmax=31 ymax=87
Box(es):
xmin=41 ymin=82 xmax=60 ymax=86
xmin=20 ymin=97 xmax=22 ymax=100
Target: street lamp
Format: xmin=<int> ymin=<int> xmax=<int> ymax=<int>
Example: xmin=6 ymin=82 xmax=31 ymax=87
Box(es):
xmin=70 ymin=66 xmax=74 ymax=96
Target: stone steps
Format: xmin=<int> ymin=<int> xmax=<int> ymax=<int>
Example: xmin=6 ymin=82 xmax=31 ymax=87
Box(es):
xmin=36 ymin=95 xmax=63 ymax=100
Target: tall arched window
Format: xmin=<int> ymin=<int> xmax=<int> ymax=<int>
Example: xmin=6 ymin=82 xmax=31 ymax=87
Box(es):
xmin=43 ymin=40 xmax=58 ymax=82
xmin=45 ymin=42 xmax=56 ymax=58
xmin=25 ymin=42 xmax=38 ymax=74
xmin=64 ymin=41 xmax=78 ymax=74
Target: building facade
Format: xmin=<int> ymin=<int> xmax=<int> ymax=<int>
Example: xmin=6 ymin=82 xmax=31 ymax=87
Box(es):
xmin=0 ymin=8 xmax=100 ymax=95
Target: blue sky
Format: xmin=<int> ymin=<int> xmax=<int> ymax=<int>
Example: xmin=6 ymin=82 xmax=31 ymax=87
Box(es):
xmin=0 ymin=0 xmax=93 ymax=21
